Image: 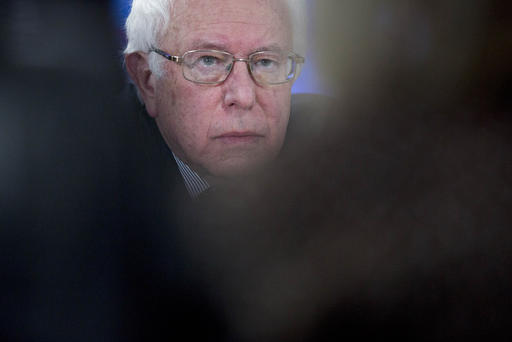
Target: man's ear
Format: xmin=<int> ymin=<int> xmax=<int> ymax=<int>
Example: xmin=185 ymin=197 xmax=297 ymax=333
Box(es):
xmin=125 ymin=52 xmax=159 ymax=118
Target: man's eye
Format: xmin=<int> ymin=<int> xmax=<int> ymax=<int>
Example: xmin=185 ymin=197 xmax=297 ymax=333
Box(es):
xmin=255 ymin=59 xmax=277 ymax=68
xmin=198 ymin=55 xmax=219 ymax=66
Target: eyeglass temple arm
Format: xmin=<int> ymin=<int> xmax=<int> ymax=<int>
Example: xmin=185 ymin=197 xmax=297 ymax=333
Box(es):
xmin=151 ymin=48 xmax=182 ymax=63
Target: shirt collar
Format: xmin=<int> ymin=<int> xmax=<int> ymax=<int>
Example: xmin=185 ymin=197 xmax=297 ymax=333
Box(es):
xmin=172 ymin=153 xmax=210 ymax=199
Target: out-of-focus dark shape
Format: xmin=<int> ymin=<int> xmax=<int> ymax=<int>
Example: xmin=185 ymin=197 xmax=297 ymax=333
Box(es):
xmin=176 ymin=90 xmax=512 ymax=340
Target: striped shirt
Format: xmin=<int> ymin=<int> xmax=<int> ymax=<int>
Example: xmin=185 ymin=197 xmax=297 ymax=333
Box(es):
xmin=172 ymin=153 xmax=210 ymax=199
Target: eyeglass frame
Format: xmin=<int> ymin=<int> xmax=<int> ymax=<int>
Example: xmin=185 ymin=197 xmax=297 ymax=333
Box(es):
xmin=150 ymin=47 xmax=305 ymax=86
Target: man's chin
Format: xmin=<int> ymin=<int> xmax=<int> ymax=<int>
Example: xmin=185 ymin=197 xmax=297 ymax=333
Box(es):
xmin=204 ymin=155 xmax=273 ymax=180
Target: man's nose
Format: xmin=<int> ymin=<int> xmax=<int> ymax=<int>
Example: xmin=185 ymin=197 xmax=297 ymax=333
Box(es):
xmin=222 ymin=60 xmax=256 ymax=110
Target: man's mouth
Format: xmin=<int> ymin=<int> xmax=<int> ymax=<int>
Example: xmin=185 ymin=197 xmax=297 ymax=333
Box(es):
xmin=213 ymin=131 xmax=264 ymax=144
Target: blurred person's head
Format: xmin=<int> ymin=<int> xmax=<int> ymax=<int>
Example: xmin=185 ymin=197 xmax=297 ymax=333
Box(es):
xmin=124 ymin=0 xmax=305 ymax=178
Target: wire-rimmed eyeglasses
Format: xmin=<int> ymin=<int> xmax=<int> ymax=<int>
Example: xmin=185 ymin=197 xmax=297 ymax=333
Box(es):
xmin=150 ymin=48 xmax=305 ymax=86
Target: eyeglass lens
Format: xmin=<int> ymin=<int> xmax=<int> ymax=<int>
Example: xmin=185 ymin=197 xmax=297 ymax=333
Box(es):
xmin=182 ymin=50 xmax=297 ymax=85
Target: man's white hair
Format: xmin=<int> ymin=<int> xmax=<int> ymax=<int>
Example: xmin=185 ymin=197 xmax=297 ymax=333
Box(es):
xmin=124 ymin=0 xmax=306 ymax=77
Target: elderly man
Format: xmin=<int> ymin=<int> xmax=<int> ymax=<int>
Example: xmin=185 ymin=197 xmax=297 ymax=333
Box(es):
xmin=124 ymin=0 xmax=305 ymax=197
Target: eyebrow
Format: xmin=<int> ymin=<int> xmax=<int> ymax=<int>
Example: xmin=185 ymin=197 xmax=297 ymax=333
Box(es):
xmin=254 ymin=44 xmax=284 ymax=53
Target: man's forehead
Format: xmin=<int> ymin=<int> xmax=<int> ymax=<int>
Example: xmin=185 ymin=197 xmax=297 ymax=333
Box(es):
xmin=166 ymin=0 xmax=292 ymax=50
xmin=171 ymin=0 xmax=289 ymax=19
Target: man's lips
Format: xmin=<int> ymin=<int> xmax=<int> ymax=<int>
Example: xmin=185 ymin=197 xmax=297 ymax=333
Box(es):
xmin=213 ymin=131 xmax=264 ymax=143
